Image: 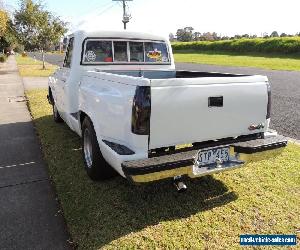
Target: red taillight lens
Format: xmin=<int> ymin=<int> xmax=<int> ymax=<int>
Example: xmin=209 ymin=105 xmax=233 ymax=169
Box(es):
xmin=266 ymin=83 xmax=271 ymax=119
xmin=131 ymin=86 xmax=151 ymax=135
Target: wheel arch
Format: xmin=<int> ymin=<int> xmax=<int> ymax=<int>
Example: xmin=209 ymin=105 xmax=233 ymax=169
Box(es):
xmin=79 ymin=110 xmax=89 ymax=128
xmin=48 ymin=87 xmax=54 ymax=105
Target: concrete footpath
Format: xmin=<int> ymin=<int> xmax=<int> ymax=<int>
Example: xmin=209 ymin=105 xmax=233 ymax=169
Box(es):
xmin=0 ymin=56 xmax=70 ymax=249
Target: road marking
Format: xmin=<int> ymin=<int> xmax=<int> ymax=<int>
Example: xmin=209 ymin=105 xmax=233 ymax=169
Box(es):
xmin=0 ymin=161 xmax=36 ymax=170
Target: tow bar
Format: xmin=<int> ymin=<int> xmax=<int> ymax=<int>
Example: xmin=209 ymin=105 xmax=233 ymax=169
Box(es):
xmin=173 ymin=176 xmax=187 ymax=192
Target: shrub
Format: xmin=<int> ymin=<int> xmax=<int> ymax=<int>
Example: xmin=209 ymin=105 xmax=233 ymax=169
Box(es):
xmin=0 ymin=53 xmax=7 ymax=63
xmin=22 ymin=51 xmax=27 ymax=57
xmin=14 ymin=44 xmax=25 ymax=54
xmin=172 ymin=37 xmax=300 ymax=54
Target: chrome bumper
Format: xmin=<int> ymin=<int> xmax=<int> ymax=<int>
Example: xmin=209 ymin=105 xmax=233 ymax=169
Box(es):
xmin=122 ymin=135 xmax=288 ymax=183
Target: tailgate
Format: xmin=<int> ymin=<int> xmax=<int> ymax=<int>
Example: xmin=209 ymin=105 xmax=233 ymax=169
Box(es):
xmin=149 ymin=77 xmax=269 ymax=149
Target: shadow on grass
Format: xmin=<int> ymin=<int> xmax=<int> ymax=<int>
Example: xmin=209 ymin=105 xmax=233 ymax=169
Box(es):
xmin=173 ymin=50 xmax=300 ymax=59
xmin=34 ymin=114 xmax=238 ymax=248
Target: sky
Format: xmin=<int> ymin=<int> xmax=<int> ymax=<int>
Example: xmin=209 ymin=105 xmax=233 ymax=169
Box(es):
xmin=5 ymin=0 xmax=300 ymax=37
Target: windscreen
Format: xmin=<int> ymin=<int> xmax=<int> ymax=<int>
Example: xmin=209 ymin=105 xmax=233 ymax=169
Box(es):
xmin=82 ymin=39 xmax=170 ymax=64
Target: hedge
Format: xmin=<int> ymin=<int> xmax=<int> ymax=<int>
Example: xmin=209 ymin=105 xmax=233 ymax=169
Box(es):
xmin=0 ymin=53 xmax=7 ymax=63
xmin=172 ymin=37 xmax=300 ymax=54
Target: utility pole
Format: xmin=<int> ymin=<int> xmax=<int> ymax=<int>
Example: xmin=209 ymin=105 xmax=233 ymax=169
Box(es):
xmin=112 ymin=0 xmax=132 ymax=30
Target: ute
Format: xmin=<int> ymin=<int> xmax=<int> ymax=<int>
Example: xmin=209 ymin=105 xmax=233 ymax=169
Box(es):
xmin=48 ymin=30 xmax=287 ymax=190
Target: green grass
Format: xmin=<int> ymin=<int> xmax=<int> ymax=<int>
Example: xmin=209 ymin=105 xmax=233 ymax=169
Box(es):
xmin=174 ymin=51 xmax=300 ymax=71
xmin=16 ymin=55 xmax=58 ymax=77
xmin=26 ymin=89 xmax=300 ymax=249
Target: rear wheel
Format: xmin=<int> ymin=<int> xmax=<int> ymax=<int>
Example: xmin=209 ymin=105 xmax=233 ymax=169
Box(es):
xmin=53 ymin=102 xmax=63 ymax=123
xmin=82 ymin=117 xmax=116 ymax=180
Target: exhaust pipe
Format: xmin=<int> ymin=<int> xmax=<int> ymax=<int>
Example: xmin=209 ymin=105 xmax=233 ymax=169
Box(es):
xmin=173 ymin=176 xmax=187 ymax=192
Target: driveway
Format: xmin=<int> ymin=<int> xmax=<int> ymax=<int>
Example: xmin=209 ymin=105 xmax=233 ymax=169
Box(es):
xmin=28 ymin=52 xmax=300 ymax=140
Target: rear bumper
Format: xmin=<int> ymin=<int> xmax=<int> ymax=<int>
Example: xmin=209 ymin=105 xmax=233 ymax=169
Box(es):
xmin=122 ymin=134 xmax=287 ymax=183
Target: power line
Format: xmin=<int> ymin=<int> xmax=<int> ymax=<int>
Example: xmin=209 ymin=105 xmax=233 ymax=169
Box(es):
xmin=95 ymin=2 xmax=117 ymax=16
xmin=76 ymin=2 xmax=117 ymax=28
xmin=76 ymin=0 xmax=112 ymax=19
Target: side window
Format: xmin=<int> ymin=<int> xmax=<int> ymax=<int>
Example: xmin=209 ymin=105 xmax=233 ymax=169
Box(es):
xmin=63 ymin=37 xmax=74 ymax=68
xmin=83 ymin=40 xmax=113 ymax=63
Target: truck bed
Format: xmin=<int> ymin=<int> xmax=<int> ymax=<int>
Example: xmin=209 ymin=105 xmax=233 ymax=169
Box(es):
xmin=83 ymin=69 xmax=269 ymax=150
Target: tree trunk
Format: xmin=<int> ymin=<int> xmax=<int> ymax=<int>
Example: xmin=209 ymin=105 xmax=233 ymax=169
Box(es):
xmin=42 ymin=49 xmax=46 ymax=70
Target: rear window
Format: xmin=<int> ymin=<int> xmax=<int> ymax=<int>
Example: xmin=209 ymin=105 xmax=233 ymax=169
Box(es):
xmin=114 ymin=41 xmax=128 ymax=62
xmin=83 ymin=40 xmax=113 ymax=63
xmin=145 ymin=42 xmax=169 ymax=63
xmin=129 ymin=42 xmax=144 ymax=62
xmin=82 ymin=39 xmax=170 ymax=64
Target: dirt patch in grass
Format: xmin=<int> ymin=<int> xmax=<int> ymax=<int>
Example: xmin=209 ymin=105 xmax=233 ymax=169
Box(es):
xmin=26 ymin=89 xmax=300 ymax=249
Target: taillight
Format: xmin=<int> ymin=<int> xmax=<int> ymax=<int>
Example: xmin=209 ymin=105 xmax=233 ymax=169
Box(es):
xmin=266 ymin=82 xmax=271 ymax=119
xmin=131 ymin=86 xmax=151 ymax=135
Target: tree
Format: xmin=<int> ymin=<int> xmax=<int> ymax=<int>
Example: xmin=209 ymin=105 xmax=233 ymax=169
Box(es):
xmin=0 ymin=19 xmax=19 ymax=51
xmin=0 ymin=9 xmax=8 ymax=38
xmin=263 ymin=32 xmax=269 ymax=38
xmin=14 ymin=0 xmax=68 ymax=51
xmin=242 ymin=34 xmax=250 ymax=38
xmin=194 ymin=32 xmax=201 ymax=41
xmin=202 ymin=32 xmax=215 ymax=41
xmin=270 ymin=31 xmax=279 ymax=37
xmin=280 ymin=33 xmax=287 ymax=37
xmin=169 ymin=33 xmax=175 ymax=42
xmin=0 ymin=8 xmax=20 ymax=53
xmin=14 ymin=0 xmax=67 ymax=69
xmin=176 ymin=27 xmax=194 ymax=42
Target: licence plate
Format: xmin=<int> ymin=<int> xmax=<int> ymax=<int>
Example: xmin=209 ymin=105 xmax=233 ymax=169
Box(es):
xmin=195 ymin=147 xmax=230 ymax=166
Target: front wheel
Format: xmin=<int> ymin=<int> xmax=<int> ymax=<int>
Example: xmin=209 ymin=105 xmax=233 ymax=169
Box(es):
xmin=82 ymin=117 xmax=117 ymax=180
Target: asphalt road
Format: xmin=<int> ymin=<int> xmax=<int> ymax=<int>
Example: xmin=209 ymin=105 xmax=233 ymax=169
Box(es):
xmin=28 ymin=52 xmax=300 ymax=140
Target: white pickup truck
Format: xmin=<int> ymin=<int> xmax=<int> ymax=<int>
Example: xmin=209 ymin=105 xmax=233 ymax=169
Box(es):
xmin=48 ymin=30 xmax=287 ymax=189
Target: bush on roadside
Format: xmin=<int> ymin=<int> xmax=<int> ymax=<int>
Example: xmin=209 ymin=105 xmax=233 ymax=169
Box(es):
xmin=0 ymin=53 xmax=7 ymax=62
xmin=22 ymin=51 xmax=27 ymax=57
xmin=14 ymin=44 xmax=25 ymax=54
xmin=172 ymin=37 xmax=300 ymax=54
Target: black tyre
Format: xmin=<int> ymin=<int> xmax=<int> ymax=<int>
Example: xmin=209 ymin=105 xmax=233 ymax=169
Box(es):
xmin=53 ymin=102 xmax=63 ymax=123
xmin=82 ymin=117 xmax=117 ymax=180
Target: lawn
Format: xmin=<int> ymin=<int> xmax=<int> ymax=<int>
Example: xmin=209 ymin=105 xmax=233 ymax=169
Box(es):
xmin=26 ymin=89 xmax=300 ymax=249
xmin=174 ymin=51 xmax=300 ymax=71
xmin=16 ymin=55 xmax=58 ymax=77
